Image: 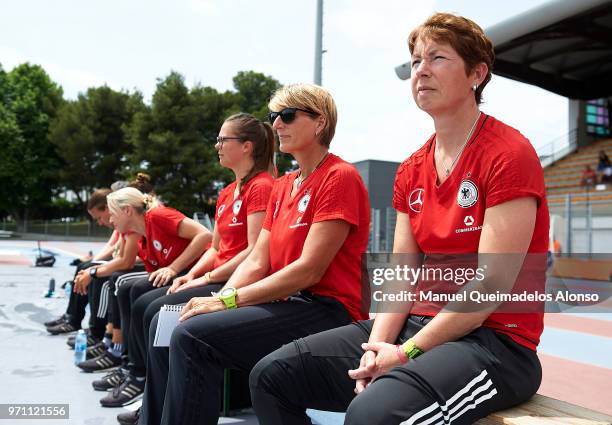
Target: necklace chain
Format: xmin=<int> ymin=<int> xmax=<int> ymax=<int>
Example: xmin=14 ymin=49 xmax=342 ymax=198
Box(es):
xmin=438 ymin=111 xmax=481 ymax=177
xmin=296 ymin=152 xmax=329 ymax=188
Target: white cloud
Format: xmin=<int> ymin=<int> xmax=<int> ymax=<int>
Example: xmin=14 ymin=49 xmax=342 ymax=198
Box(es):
xmin=188 ymin=0 xmax=219 ymax=16
xmin=327 ymin=0 xmax=435 ymax=49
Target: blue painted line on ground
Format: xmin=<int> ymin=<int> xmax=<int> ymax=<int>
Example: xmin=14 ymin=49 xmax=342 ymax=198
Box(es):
xmin=538 ymin=327 xmax=612 ymax=370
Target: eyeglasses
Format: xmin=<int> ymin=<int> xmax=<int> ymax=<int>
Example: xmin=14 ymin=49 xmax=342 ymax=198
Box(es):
xmin=216 ymin=136 xmax=243 ymax=147
xmin=268 ymin=107 xmax=318 ymax=125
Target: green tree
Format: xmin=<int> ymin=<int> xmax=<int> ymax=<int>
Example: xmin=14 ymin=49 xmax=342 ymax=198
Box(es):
xmin=127 ymin=72 xmax=220 ymax=215
xmin=0 ymin=63 xmax=63 ymax=226
xmin=127 ymin=70 xmax=287 ymax=216
xmin=49 ymin=86 xmax=145 ymax=207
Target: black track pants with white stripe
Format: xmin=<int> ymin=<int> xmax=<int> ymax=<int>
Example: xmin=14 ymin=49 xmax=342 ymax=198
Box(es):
xmin=250 ymin=316 xmax=541 ymax=425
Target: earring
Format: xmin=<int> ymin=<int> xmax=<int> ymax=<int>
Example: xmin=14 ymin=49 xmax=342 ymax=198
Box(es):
xmin=472 ymin=84 xmax=477 ymax=91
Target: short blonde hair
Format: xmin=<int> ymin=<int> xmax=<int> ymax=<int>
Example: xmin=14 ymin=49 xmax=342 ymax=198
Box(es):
xmin=106 ymin=187 xmax=158 ymax=215
xmin=268 ymin=83 xmax=337 ymax=147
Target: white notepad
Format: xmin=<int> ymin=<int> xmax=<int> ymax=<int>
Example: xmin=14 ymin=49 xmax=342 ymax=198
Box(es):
xmin=153 ymin=304 xmax=183 ymax=347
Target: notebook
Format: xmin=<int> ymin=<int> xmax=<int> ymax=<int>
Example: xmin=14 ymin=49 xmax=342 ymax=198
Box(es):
xmin=153 ymin=304 xmax=183 ymax=347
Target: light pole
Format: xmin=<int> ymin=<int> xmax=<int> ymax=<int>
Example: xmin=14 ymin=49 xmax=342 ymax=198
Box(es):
xmin=314 ymin=0 xmax=324 ymax=85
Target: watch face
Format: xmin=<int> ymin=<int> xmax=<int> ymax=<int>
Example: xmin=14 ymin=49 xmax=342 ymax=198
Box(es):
xmin=220 ymin=288 xmax=235 ymax=297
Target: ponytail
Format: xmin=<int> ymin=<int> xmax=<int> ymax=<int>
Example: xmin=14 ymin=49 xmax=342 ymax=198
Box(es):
xmin=224 ymin=113 xmax=277 ymax=193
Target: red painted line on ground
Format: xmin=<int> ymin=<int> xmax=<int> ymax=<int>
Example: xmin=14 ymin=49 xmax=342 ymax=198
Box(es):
xmin=538 ymin=353 xmax=612 ymax=416
xmin=545 ymin=313 xmax=612 ymax=338
xmin=0 ymin=256 xmax=31 ymax=265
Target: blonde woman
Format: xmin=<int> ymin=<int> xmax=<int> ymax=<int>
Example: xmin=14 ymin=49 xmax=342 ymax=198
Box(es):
xmin=139 ymin=84 xmax=371 ymax=425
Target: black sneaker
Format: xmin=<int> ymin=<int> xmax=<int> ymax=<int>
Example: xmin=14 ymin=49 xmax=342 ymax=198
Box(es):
xmin=100 ymin=375 xmax=145 ymax=407
xmin=92 ymin=369 xmax=126 ymax=391
xmin=67 ymin=330 xmax=98 ymax=348
xmin=77 ymin=351 xmax=121 ymax=373
xmin=44 ymin=314 xmax=68 ymax=327
xmin=117 ymin=407 xmax=140 ymax=425
xmin=86 ymin=342 xmax=108 ymax=360
xmin=47 ymin=322 xmax=79 ymax=335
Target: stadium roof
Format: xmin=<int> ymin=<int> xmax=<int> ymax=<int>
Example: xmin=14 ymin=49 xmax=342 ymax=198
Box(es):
xmin=394 ymin=0 xmax=612 ymax=100
xmin=487 ymin=0 xmax=612 ymax=99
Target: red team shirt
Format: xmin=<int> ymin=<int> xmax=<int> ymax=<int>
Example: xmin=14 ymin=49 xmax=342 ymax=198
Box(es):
xmin=393 ymin=114 xmax=550 ymax=350
xmin=213 ymin=172 xmax=274 ymax=269
xmin=138 ymin=206 xmax=194 ymax=273
xmin=263 ymin=154 xmax=371 ymax=321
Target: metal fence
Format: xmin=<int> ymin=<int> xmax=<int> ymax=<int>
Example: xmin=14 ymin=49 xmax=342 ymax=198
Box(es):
xmin=536 ymin=129 xmax=578 ymax=168
xmin=548 ymin=194 xmax=612 ymax=254
xmin=369 ymin=208 xmax=397 ymax=252
xmin=371 ymin=196 xmax=612 ymax=255
xmin=1 ymin=219 xmax=113 ymax=238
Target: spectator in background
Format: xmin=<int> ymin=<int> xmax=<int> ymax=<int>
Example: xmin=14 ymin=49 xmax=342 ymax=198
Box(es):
xmin=597 ymin=150 xmax=611 ymax=172
xmin=601 ymin=164 xmax=612 ymax=184
xmin=581 ymin=165 xmax=597 ymax=187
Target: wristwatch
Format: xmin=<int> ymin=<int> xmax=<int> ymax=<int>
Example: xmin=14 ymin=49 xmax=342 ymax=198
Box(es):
xmin=218 ymin=287 xmax=238 ymax=309
xmin=401 ymin=338 xmax=424 ymax=359
xmin=89 ymin=267 xmax=98 ymax=278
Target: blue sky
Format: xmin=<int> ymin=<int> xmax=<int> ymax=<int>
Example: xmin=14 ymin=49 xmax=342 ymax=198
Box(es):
xmin=1 ymin=0 xmax=567 ymax=163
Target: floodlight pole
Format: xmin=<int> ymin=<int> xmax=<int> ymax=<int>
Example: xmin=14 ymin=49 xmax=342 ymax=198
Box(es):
xmin=314 ymin=0 xmax=323 ymax=85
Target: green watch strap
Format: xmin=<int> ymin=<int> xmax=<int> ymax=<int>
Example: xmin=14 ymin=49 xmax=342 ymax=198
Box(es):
xmin=402 ymin=339 xmax=424 ymax=359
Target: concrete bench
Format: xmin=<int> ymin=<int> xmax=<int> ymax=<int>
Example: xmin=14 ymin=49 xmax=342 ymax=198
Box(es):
xmin=307 ymin=394 xmax=612 ymax=425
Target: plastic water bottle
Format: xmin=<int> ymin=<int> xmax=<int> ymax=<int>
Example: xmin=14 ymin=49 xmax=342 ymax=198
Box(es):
xmin=44 ymin=278 xmax=56 ymax=298
xmin=74 ymin=330 xmax=87 ymax=365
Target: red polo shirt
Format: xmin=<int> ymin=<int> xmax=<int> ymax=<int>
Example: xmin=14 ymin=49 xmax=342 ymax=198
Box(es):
xmin=393 ymin=114 xmax=549 ymax=350
xmin=213 ymin=172 xmax=274 ymax=269
xmin=263 ymin=154 xmax=371 ymax=321
xmin=138 ymin=206 xmax=193 ymax=273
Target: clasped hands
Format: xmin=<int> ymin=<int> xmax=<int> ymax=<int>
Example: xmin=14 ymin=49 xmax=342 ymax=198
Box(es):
xmin=348 ymin=342 xmax=405 ymax=394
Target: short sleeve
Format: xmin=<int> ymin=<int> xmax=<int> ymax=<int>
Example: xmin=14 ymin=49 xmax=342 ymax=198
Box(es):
xmin=262 ymin=179 xmax=284 ymax=231
xmin=312 ymin=166 xmax=364 ymax=227
xmin=485 ymin=140 xmax=545 ymax=209
xmin=393 ymin=161 xmax=410 ymax=213
xmin=151 ymin=207 xmax=185 ymax=236
xmin=245 ymin=176 xmax=273 ymax=215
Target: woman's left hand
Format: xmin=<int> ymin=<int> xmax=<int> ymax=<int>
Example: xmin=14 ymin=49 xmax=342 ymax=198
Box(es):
xmin=149 ymin=267 xmax=178 ymax=287
xmin=179 ymin=296 xmax=225 ymax=321
xmin=348 ymin=342 xmax=403 ymax=389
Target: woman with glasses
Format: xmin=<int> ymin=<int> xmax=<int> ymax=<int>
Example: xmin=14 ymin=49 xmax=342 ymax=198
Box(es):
xmin=113 ymin=113 xmax=275 ymax=422
xmin=136 ymin=83 xmax=371 ymax=425
xmin=250 ymin=13 xmax=549 ymax=425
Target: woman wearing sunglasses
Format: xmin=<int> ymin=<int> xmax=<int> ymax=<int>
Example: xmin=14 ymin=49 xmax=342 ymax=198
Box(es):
xmin=115 ymin=112 xmax=275 ymax=423
xmin=250 ymin=13 xmax=549 ymax=425
xmin=138 ymin=83 xmax=371 ymax=425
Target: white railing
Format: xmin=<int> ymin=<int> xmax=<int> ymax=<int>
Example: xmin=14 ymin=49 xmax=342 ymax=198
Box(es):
xmin=537 ymin=129 xmax=578 ymax=168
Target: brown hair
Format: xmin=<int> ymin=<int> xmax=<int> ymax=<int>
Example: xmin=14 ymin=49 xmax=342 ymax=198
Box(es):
xmin=268 ymin=83 xmax=337 ymax=147
xmin=224 ymin=113 xmax=276 ymax=192
xmin=408 ymin=12 xmax=495 ymax=104
xmin=129 ymin=172 xmax=155 ymax=195
xmin=87 ymin=188 xmax=111 ymax=211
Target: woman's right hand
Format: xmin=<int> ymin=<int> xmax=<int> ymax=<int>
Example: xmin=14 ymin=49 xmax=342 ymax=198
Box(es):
xmin=174 ymin=275 xmax=209 ymax=293
xmin=167 ymin=274 xmax=193 ymax=294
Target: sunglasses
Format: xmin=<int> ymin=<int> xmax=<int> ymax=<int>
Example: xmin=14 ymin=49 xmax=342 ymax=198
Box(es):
xmin=268 ymin=107 xmax=318 ymax=124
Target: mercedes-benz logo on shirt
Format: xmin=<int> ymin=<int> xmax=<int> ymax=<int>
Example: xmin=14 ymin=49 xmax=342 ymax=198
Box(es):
xmin=217 ymin=204 xmax=226 ymax=218
xmin=408 ymin=188 xmax=425 ymax=213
